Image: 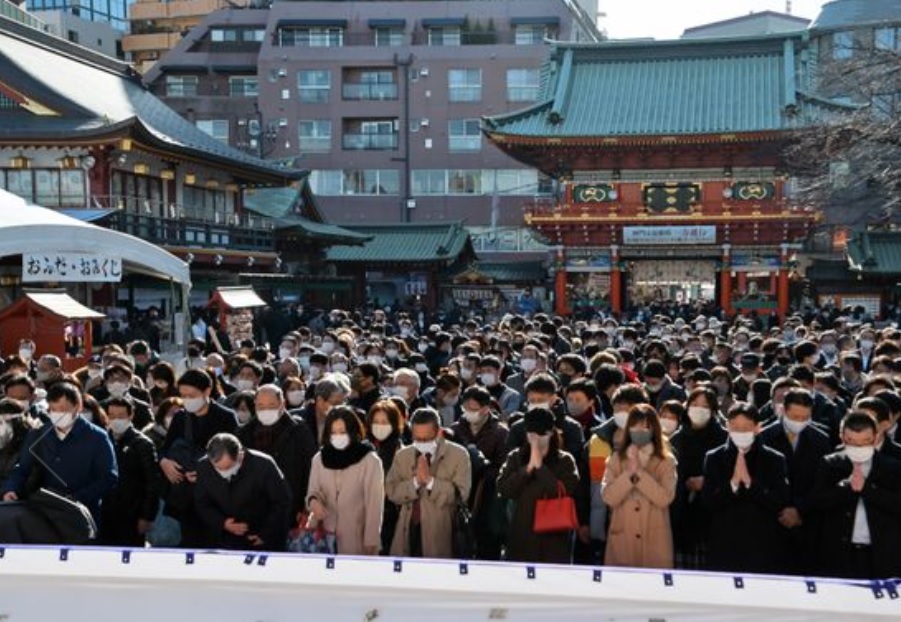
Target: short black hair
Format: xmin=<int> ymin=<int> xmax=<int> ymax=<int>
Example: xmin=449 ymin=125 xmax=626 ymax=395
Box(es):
xmin=410 ymin=407 xmax=441 ymax=429
xmin=3 ymin=374 xmax=35 ymax=395
xmin=239 ymin=360 xmax=264 ymax=379
xmin=178 ymin=369 xmax=212 ymax=391
xmin=855 ymin=396 xmax=891 ymax=423
xmin=612 ymin=384 xmax=649 ymax=407
xmin=642 ymin=359 xmax=667 ymax=379
xmin=524 ymin=373 xmax=558 ymax=395
xmin=841 ymin=411 xmax=878 ymax=435
xmin=726 ymin=401 xmax=759 ymax=423
xmin=565 ymin=378 xmax=597 ymax=401
xmin=461 ymin=385 xmax=491 ymax=407
xmin=782 ymin=387 xmax=814 ymax=411
xmin=788 ymin=365 xmax=815 ymax=384
xmin=557 ymin=353 xmax=587 ymax=375
xmin=207 ymin=433 xmax=243 ymax=463
xmin=105 ymin=396 xmax=135 ymax=417
xmin=873 ymin=390 xmax=901 ymax=417
xmin=479 ymin=355 xmax=503 ymax=371
xmin=593 ymin=363 xmax=625 ymax=393
xmin=356 ymin=361 xmax=380 ymax=383
xmin=103 ymin=363 xmax=133 ymax=381
xmin=46 ymin=382 xmax=81 ymax=407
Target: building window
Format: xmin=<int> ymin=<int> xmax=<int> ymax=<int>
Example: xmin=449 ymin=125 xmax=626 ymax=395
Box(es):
xmin=196 ymin=119 xmax=230 ymax=143
xmin=515 ymin=25 xmax=552 ymax=45
xmin=343 ymin=120 xmax=398 ymax=150
xmin=1 ymin=169 xmax=85 ymax=207
xmin=490 ymin=169 xmax=540 ymax=194
xmin=875 ymin=27 xmax=899 ymax=51
xmin=298 ymin=119 xmax=332 ymax=152
xmin=448 ymin=68 xmax=482 ymax=102
xmin=279 ymin=27 xmax=343 ymax=47
xmin=412 ymin=170 xmax=482 ymax=195
xmin=342 ymin=170 xmax=399 ymax=195
xmin=211 ymin=27 xmax=265 ymax=43
xmin=229 ymin=76 xmax=259 ymax=97
xmin=309 ymin=170 xmax=342 ymax=195
xmin=506 ymin=68 xmax=540 ymax=102
xmin=343 ymin=70 xmax=398 ymax=100
xmin=448 ymin=119 xmax=481 ymax=151
xmin=832 ymin=31 xmax=854 ymax=59
xmin=165 ymin=75 xmax=198 ymax=97
xmin=183 ymin=184 xmax=227 ymax=221
xmin=428 ymin=27 xmax=461 ymax=46
xmin=374 ymin=27 xmax=404 ymax=47
xmin=298 ymin=70 xmax=330 ymax=103
xmin=0 ymin=92 xmax=19 ymax=109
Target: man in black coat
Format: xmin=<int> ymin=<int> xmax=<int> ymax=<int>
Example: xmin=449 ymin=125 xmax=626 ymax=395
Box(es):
xmin=92 ymin=364 xmax=153 ymax=430
xmin=808 ymin=411 xmax=901 ymax=579
xmin=758 ymin=388 xmax=833 ymax=575
xmin=237 ymin=384 xmax=317 ymax=524
xmin=100 ymin=397 xmax=160 ymax=546
xmin=195 ymin=433 xmax=292 ymax=552
xmin=702 ymin=402 xmax=790 ymax=574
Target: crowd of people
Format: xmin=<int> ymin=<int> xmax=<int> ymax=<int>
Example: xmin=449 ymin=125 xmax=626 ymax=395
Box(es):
xmin=1 ymin=305 xmax=901 ymax=581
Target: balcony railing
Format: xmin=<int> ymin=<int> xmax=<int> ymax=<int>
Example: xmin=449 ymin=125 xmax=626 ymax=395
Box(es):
xmin=342 ymin=133 xmax=398 ymax=150
xmin=342 ymin=83 xmax=398 ymax=101
xmin=91 ymin=196 xmax=276 ymax=252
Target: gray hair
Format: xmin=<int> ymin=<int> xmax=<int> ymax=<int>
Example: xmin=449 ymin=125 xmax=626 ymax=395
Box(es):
xmin=393 ymin=367 xmax=421 ymax=389
xmin=255 ymin=383 xmax=284 ymax=403
xmin=206 ymin=433 xmax=243 ymax=463
xmin=314 ymin=373 xmax=350 ymax=401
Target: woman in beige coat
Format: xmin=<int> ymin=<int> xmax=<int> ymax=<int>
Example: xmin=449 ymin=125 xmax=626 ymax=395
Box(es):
xmin=307 ymin=406 xmax=384 ymax=555
xmin=602 ymin=403 xmax=677 ymax=569
xmin=386 ymin=408 xmax=471 ymax=558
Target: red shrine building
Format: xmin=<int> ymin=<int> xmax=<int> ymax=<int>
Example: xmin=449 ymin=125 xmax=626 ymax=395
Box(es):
xmin=484 ymin=34 xmax=824 ymax=318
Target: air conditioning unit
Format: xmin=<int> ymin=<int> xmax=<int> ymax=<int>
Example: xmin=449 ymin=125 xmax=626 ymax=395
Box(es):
xmin=420 ymin=118 xmax=430 ymax=127
xmin=277 ymin=67 xmax=287 ymax=77
xmin=278 ymin=118 xmax=288 ymax=127
xmin=419 ymin=67 xmax=429 ymax=77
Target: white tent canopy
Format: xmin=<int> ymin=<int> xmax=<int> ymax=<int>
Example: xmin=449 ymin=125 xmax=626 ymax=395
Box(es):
xmin=0 ymin=188 xmax=190 ymax=284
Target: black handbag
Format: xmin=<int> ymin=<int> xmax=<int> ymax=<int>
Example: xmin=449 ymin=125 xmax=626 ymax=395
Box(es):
xmin=25 ymin=488 xmax=97 ymax=544
xmin=452 ymin=495 xmax=475 ymax=560
xmin=166 ymin=414 xmax=201 ymax=471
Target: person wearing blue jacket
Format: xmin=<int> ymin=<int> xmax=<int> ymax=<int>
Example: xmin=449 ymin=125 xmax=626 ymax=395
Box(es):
xmin=1 ymin=381 xmax=118 ymax=524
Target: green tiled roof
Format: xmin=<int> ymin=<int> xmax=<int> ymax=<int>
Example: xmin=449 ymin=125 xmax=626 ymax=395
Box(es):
xmin=484 ymin=34 xmax=813 ymax=139
xmin=481 ymin=261 xmax=547 ymax=282
xmin=275 ymin=217 xmax=371 ymax=245
xmin=326 ymin=222 xmax=472 ymax=264
xmin=811 ymin=0 xmax=901 ymax=31
xmin=846 ymin=232 xmax=901 ymax=275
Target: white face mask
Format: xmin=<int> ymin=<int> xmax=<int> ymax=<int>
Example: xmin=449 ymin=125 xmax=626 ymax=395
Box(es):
xmin=391 ymin=386 xmax=411 ymax=402
xmin=308 ymin=366 xmax=323 ymax=381
xmin=415 ymin=363 xmax=429 ymax=374
xmin=459 ymin=368 xmax=474 ymax=381
xmin=688 ymin=407 xmax=712 ymax=427
xmin=279 ymin=347 xmax=294 ymax=360
xmin=217 ymin=460 xmax=241 ymax=480
xmin=442 ymin=393 xmax=459 ymax=408
xmin=660 ymin=418 xmax=679 ymax=435
xmin=88 ymin=369 xmax=102 ymax=380
xmin=331 ymin=434 xmax=350 ymax=450
xmin=236 ymin=379 xmax=256 ymax=392
xmin=385 ymin=349 xmax=399 ymax=359
xmin=321 ymin=342 xmax=336 ymax=355
xmin=0 ymin=421 xmax=13 ymax=448
xmin=107 ymin=382 xmax=129 ymax=398
xmin=529 ymin=401 xmax=551 ymax=412
xmin=846 ymin=445 xmax=875 ymax=463
xmin=613 ymin=410 xmax=629 ymax=429
xmin=286 ymin=390 xmax=305 ymax=406
xmin=298 ymin=355 xmax=311 ymax=369
xmin=182 ymin=396 xmax=207 ymax=414
xmin=257 ymin=409 xmax=281 ymax=426
xmin=371 ymin=423 xmax=392 ymax=441
xmin=237 ymin=409 xmax=252 ymax=425
xmin=414 ymin=440 xmax=437 ymax=456
xmin=48 ymin=410 xmax=75 ymax=431
xmin=331 ymin=362 xmax=348 ymax=374
xmin=367 ymin=355 xmax=383 ymax=366
xmin=418 ymin=343 xmax=429 ymax=353
xmin=109 ymin=418 xmax=131 ymax=436
xmin=520 ymin=358 xmax=537 ymax=373
xmin=463 ymin=409 xmax=484 ymax=424
xmin=730 ymin=431 xmax=755 ymax=451
xmin=18 ymin=348 xmax=33 ymax=361
xmin=782 ymin=417 xmax=809 ymax=435
xmin=480 ymin=373 xmax=497 ymax=387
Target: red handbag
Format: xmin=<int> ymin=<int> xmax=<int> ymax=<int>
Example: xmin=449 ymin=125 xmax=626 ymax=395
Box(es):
xmin=533 ymin=481 xmax=579 ymax=534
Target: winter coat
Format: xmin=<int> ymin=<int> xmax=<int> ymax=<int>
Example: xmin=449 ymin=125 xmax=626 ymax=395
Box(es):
xmin=496 ymin=447 xmax=580 ymax=564
xmin=602 ymin=449 xmax=677 ymax=569
xmin=306 ymin=450 xmax=384 ymax=555
xmin=100 ymin=426 xmax=160 ymax=546
xmin=194 ymin=449 xmax=292 ymax=551
xmin=386 ymin=438 xmax=471 ymax=558
xmin=236 ymin=414 xmax=317 ymax=518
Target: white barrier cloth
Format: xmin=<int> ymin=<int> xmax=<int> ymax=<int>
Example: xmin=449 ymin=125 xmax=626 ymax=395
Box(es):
xmin=0 ymin=547 xmax=898 ymax=621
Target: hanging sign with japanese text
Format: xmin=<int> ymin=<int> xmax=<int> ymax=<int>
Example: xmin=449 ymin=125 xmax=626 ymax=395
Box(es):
xmin=623 ymin=225 xmax=716 ymax=245
xmin=23 ymin=253 xmax=123 ymax=283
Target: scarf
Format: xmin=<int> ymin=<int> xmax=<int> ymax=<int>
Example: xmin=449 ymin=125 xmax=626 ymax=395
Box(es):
xmin=321 ymin=440 xmax=375 ymax=470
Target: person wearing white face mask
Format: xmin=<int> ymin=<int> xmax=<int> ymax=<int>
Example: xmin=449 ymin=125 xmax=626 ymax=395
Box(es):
xmin=669 ymin=386 xmax=727 ymax=570
xmin=307 ymin=406 xmax=384 ymax=556
xmin=195 ymin=433 xmax=292 ymax=551
xmin=0 ymin=400 xmax=31 ymax=483
xmin=758 ymin=388 xmax=832 ymax=575
xmin=1 ymin=382 xmax=118 ymax=527
xmin=477 ymin=356 xmax=520 ymax=421
xmin=450 ymin=385 xmax=509 ymax=560
xmin=96 ymin=364 xmax=154 ymax=430
xmin=236 ymin=384 xmax=317 ymax=528
xmin=386 ymin=407 xmax=471 ymax=559
xmin=390 ymin=368 xmax=423 ymax=411
xmin=99 ymin=397 xmax=159 ymax=546
xmin=808 ymin=411 xmax=901 ymax=579
xmin=702 ymin=402 xmax=791 ymax=574
xmin=158 ymin=369 xmax=238 ymax=548
xmin=365 ymin=400 xmax=405 ymax=553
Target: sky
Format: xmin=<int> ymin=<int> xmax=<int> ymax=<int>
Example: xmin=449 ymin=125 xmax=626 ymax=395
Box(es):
xmin=600 ymin=0 xmax=831 ymax=40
